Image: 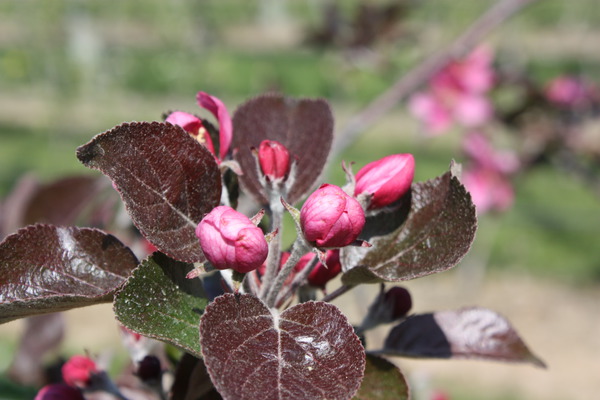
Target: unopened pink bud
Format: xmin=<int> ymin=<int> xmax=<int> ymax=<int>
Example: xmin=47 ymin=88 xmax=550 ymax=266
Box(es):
xmin=307 ymin=250 xmax=342 ymax=288
xmin=258 ymin=140 xmax=291 ymax=180
xmin=355 ymin=154 xmax=415 ymax=209
xmin=196 ymin=206 xmax=268 ymax=273
xmin=62 ymin=355 xmax=98 ymax=387
xmin=35 ymin=384 xmax=85 ymax=400
xmin=300 ymin=184 xmax=365 ymax=248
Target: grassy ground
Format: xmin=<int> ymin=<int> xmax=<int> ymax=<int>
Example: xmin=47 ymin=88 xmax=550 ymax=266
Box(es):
xmin=1 ymin=1 xmax=599 ymax=399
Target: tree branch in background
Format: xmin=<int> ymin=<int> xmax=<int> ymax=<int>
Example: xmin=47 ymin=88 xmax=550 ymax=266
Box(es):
xmin=333 ymin=0 xmax=540 ymax=157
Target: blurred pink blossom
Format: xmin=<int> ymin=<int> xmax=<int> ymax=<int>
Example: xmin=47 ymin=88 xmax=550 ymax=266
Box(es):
xmin=461 ymin=132 xmax=519 ymax=214
xmin=545 ymin=75 xmax=595 ymax=108
xmin=409 ymin=47 xmax=495 ymax=134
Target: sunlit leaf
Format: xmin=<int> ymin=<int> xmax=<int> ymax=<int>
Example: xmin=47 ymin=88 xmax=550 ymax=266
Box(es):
xmin=200 ymin=294 xmax=365 ymax=400
xmin=114 ymin=252 xmax=209 ymax=358
xmin=342 ymin=166 xmax=477 ymax=284
xmin=0 ymin=224 xmax=138 ymax=324
xmin=380 ymin=307 xmax=546 ymax=367
xmin=232 ymin=94 xmax=334 ymax=204
xmin=77 ymin=121 xmax=221 ymax=263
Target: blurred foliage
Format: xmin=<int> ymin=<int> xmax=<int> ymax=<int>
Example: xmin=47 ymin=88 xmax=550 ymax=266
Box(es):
xmin=1 ymin=0 xmax=599 ymax=287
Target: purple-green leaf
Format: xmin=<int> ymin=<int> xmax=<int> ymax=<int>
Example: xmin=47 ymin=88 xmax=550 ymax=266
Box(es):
xmin=353 ymin=355 xmax=409 ymax=400
xmin=77 ymin=121 xmax=221 ymax=263
xmin=381 ymin=307 xmax=546 ymax=367
xmin=200 ymin=294 xmax=365 ymax=400
xmin=341 ymin=167 xmax=477 ymax=284
xmin=114 ymin=252 xmax=208 ymax=358
xmin=0 ymin=224 xmax=138 ymax=324
xmin=232 ymin=94 xmax=334 ymax=204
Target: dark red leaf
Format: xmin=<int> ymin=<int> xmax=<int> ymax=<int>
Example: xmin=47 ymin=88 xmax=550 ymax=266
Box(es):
xmin=0 ymin=224 xmax=138 ymax=324
xmin=0 ymin=174 xmax=39 ymax=239
xmin=22 ymin=175 xmax=106 ymax=227
xmin=200 ymin=294 xmax=365 ymax=400
xmin=232 ymin=94 xmax=334 ymax=204
xmin=353 ymin=355 xmax=409 ymax=400
xmin=341 ymin=166 xmax=477 ymax=284
xmin=381 ymin=307 xmax=546 ymax=367
xmin=77 ymin=121 xmax=221 ymax=263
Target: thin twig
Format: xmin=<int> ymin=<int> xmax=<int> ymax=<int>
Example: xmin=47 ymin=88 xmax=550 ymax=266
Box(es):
xmin=321 ymin=284 xmax=355 ymax=303
xmin=332 ymin=0 xmax=540 ymax=158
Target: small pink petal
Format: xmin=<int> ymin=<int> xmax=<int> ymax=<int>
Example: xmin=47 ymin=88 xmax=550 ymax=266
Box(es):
xmin=165 ymin=111 xmax=202 ymax=135
xmin=197 ymin=92 xmax=232 ymax=160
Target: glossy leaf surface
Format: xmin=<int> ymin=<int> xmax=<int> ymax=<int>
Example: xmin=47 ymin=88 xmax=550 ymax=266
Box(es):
xmin=232 ymin=94 xmax=334 ymax=204
xmin=353 ymin=355 xmax=409 ymax=400
xmin=114 ymin=252 xmax=208 ymax=358
xmin=381 ymin=307 xmax=545 ymax=367
xmin=0 ymin=224 xmax=138 ymax=324
xmin=200 ymin=294 xmax=365 ymax=400
xmin=342 ymin=167 xmax=477 ymax=284
xmin=77 ymin=121 xmax=221 ymax=263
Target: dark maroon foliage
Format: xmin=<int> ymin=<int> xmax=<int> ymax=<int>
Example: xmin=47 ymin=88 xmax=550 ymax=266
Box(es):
xmin=77 ymin=121 xmax=221 ymax=263
xmin=0 ymin=224 xmax=138 ymax=324
xmin=232 ymin=94 xmax=334 ymax=204
xmin=341 ymin=165 xmax=477 ymax=284
xmin=381 ymin=307 xmax=546 ymax=367
xmin=200 ymin=293 xmax=365 ymax=400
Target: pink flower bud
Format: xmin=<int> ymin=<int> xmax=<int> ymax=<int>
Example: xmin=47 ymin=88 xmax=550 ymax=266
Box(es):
xmin=35 ymin=384 xmax=85 ymax=400
xmin=300 ymin=184 xmax=365 ymax=248
xmin=196 ymin=206 xmax=268 ymax=273
xmin=354 ymin=154 xmax=415 ymax=209
xmin=62 ymin=355 xmax=98 ymax=387
xmin=307 ymin=250 xmax=342 ymax=288
xmin=258 ymin=140 xmax=291 ymax=180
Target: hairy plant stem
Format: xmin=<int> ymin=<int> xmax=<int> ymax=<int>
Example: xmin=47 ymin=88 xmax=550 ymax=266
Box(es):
xmin=332 ymin=0 xmax=540 ymax=159
xmin=258 ymin=195 xmax=284 ymax=299
xmin=265 ymin=238 xmax=311 ymax=308
xmin=275 ymin=254 xmax=320 ymax=307
xmin=321 ymin=284 xmax=355 ymax=303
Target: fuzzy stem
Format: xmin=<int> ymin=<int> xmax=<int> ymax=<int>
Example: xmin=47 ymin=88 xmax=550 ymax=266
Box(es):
xmin=265 ymin=238 xmax=311 ymax=308
xmin=332 ymin=0 xmax=539 ymax=159
xmin=275 ymin=254 xmax=320 ymax=307
xmin=259 ymin=197 xmax=285 ymax=299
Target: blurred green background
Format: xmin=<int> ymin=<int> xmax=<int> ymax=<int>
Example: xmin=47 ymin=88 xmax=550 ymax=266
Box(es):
xmin=1 ymin=1 xmax=599 ymax=399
